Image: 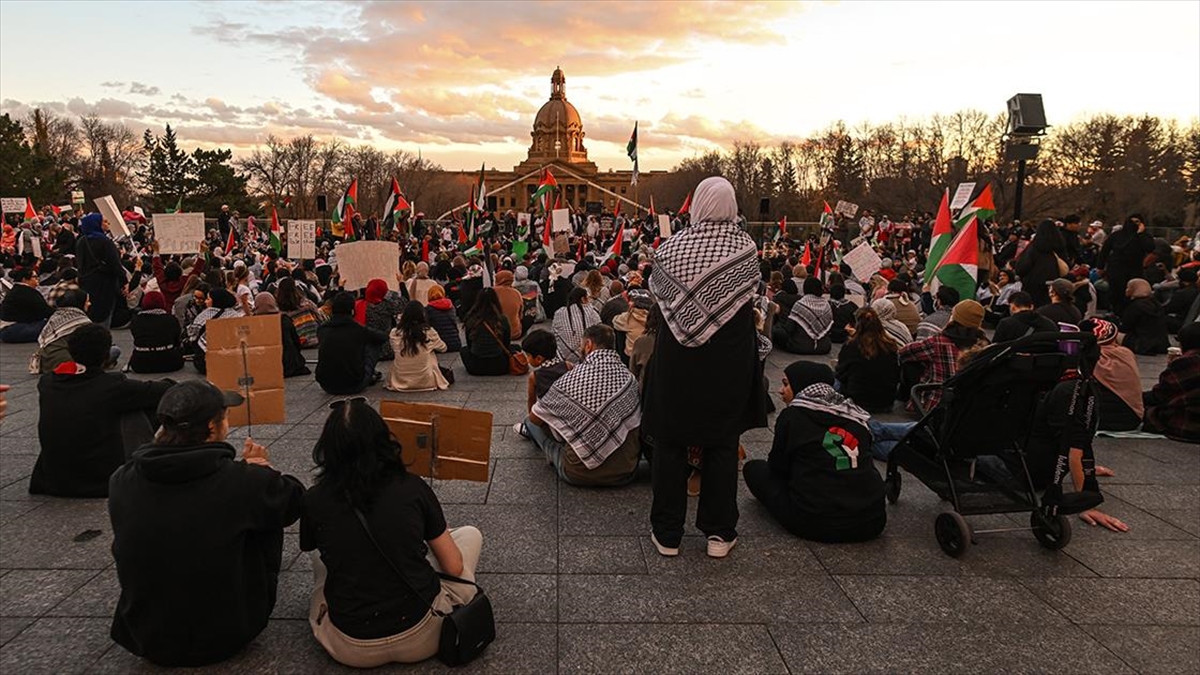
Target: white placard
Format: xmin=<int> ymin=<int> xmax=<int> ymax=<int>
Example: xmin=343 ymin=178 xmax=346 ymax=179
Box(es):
xmin=834 ymin=200 xmax=859 ymax=218
xmin=335 ymin=240 xmax=400 ymax=291
xmin=287 ymin=220 xmax=316 ymax=260
xmin=843 ymin=241 xmax=883 ymax=282
xmin=152 ymin=212 xmax=205 ymax=254
xmin=950 ymin=182 xmax=977 ymax=211
xmin=70 ymin=190 xmax=85 ymax=204
xmin=551 ymin=208 xmax=571 ymax=233
xmin=0 ymin=198 xmax=26 ymax=213
xmin=133 ymin=206 xmax=146 ymax=218
xmin=94 ymin=195 xmax=130 ymax=237
xmin=658 ymin=214 xmax=672 ymax=239
xmin=516 ymin=212 xmax=531 ymax=231
xmin=29 ymin=236 xmax=42 ymax=259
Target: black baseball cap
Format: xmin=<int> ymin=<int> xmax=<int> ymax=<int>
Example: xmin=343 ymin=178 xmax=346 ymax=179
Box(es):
xmin=157 ymin=381 xmax=244 ymax=429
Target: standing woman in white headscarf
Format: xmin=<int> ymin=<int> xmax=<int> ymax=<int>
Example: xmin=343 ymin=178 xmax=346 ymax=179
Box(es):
xmin=644 ymin=176 xmax=767 ymax=559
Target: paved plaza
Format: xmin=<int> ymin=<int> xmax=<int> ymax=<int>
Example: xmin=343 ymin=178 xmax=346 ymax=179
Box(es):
xmin=0 ymin=329 xmax=1197 ymax=674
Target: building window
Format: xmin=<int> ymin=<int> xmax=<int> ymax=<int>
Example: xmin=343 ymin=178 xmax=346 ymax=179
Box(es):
xmin=621 ymin=187 xmax=627 ymax=194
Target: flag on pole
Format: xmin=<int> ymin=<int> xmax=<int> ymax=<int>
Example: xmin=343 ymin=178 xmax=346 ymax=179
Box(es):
xmin=533 ymin=168 xmax=557 ymax=212
xmin=678 ymin=192 xmax=692 ymax=216
xmin=774 ymin=216 xmax=787 ymax=243
xmin=420 ymin=237 xmax=430 ymax=263
xmin=542 ymin=214 xmax=552 ymax=248
xmin=331 ymin=178 xmax=358 ymax=238
xmin=931 ymin=216 xmax=980 ymax=301
xmin=171 ymin=196 xmax=183 ymax=214
xmin=922 ymin=189 xmax=953 ymax=286
xmin=462 ymin=239 xmax=484 ymax=257
xmin=225 ymin=227 xmax=237 ymax=256
xmin=381 ymin=177 xmax=409 ymax=232
xmin=800 ymin=242 xmax=812 ymax=267
xmin=554 ymin=192 xmax=562 ymax=211
xmin=605 ymin=222 xmax=624 ymax=261
xmin=613 ymin=200 xmax=620 ymax=219
xmin=626 ymin=121 xmax=639 ymax=186
xmin=819 ymin=201 xmax=835 ymax=231
xmin=50 ymin=204 xmax=61 ymax=217
xmin=342 ymin=202 xmax=357 ymax=242
xmin=649 ymin=194 xmax=656 ymax=218
xmin=481 ymin=248 xmax=494 ymax=289
xmin=953 ymin=183 xmax=995 ymax=231
xmin=23 ymin=198 xmax=36 ymax=222
xmin=476 ymin=162 xmax=488 ymax=214
xmin=269 ymin=207 xmax=282 ymax=254
xmin=456 ymin=212 xmax=468 ymax=245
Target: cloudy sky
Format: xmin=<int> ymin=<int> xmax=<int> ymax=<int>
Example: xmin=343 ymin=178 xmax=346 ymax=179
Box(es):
xmin=1 ymin=1 xmax=1197 ymax=171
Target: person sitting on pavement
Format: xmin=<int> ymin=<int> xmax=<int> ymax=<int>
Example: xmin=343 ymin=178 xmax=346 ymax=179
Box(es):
xmin=31 ymin=287 xmax=93 ymax=374
xmin=869 ymin=297 xmax=912 ymax=347
xmin=129 ymin=290 xmax=184 ymax=374
xmin=1163 ymin=267 xmax=1197 ymax=334
xmin=552 ymin=287 xmax=601 ymax=364
xmin=992 ymin=291 xmax=1058 ymax=343
xmin=1120 ymin=278 xmax=1170 ymax=355
xmin=1142 ymin=321 xmax=1200 ymax=443
xmin=461 ymin=288 xmax=515 ymax=376
xmin=355 ymin=277 xmax=406 ymax=361
xmin=316 ymin=291 xmax=387 ymax=394
xmin=914 ymin=286 xmax=959 ymax=341
xmin=30 ymin=324 xmax=174 ymax=498
xmin=1081 ymin=318 xmax=1144 ymax=431
xmin=773 ymin=277 xmax=833 ymax=355
xmin=385 ymin=301 xmax=449 ymax=392
xmin=423 ymin=284 xmax=461 ymax=352
xmin=742 ymin=361 xmax=887 ymax=543
xmin=186 ymin=287 xmax=245 ymax=374
xmin=301 ymin=398 xmax=483 ymax=667
xmin=254 ymin=291 xmax=310 ymax=378
xmin=108 ymin=380 xmax=304 ymax=667
xmin=525 ymin=324 xmax=642 ymax=486
xmin=898 ymin=299 xmax=989 ymax=412
xmin=493 ymin=269 xmax=527 ymax=340
xmin=884 ymin=278 xmax=922 ymax=336
xmin=512 ymin=329 xmax=570 ymax=439
xmin=835 ymin=307 xmax=900 ymax=413
xmin=1036 ymin=278 xmax=1083 ymax=326
xmin=0 ymin=267 xmax=53 ymax=343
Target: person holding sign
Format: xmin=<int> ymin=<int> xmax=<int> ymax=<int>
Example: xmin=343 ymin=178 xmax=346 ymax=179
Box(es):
xmin=75 ymin=212 xmax=125 ymax=326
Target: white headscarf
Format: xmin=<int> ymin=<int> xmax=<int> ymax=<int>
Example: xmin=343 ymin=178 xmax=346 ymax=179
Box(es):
xmin=689 ymin=176 xmax=738 ymax=224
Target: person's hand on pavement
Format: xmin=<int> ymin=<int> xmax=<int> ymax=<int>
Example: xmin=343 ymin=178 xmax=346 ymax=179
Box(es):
xmin=1080 ymin=509 xmax=1129 ymax=532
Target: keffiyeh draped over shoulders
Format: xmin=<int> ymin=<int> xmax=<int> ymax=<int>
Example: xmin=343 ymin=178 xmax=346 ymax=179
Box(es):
xmin=789 ymin=383 xmax=872 ymax=430
xmin=532 ymin=349 xmax=641 ymax=469
xmin=649 ymin=177 xmax=759 ymax=347
xmin=787 ymin=295 xmax=833 ymax=341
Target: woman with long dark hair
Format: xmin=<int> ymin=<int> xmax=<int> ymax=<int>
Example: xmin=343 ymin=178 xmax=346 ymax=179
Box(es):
xmin=461 ymin=288 xmax=512 ymax=376
xmin=834 ymin=308 xmax=900 ymax=412
xmin=301 ymin=398 xmax=482 ymax=667
xmin=276 ymin=276 xmax=325 ymax=349
xmin=552 ymin=287 xmax=601 ymax=363
xmin=386 ymin=302 xmax=449 ymax=391
xmin=1014 ymin=219 xmax=1066 ymax=307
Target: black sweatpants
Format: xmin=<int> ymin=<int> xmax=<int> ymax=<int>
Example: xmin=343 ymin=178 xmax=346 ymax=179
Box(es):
xmin=742 ymin=460 xmax=885 ymax=543
xmin=650 ymin=441 xmax=739 ymax=546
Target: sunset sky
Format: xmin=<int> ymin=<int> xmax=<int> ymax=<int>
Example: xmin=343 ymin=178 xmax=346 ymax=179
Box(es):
xmin=2 ymin=1 xmax=1197 ymax=171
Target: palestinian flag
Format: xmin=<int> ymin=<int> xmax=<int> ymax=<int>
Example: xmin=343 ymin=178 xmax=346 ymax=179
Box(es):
xmin=542 ymin=213 xmax=552 ymax=247
xmin=773 ymin=216 xmax=787 ymax=243
xmin=801 ymin=242 xmax=812 ymax=267
xmin=819 ymin=201 xmax=835 ymax=231
xmin=420 ymin=237 xmax=429 ymax=263
xmin=171 ymin=196 xmax=183 ymax=214
xmin=605 ymin=222 xmax=624 ymax=261
xmin=931 ymin=216 xmax=979 ymax=302
xmin=23 ymin=198 xmax=36 ymax=222
xmin=613 ymin=200 xmax=620 ymax=218
xmin=462 ymin=239 xmax=484 ymax=257
xmin=554 ymin=192 xmax=562 ymax=211
xmin=381 ymin=177 xmax=409 ymax=232
xmin=465 ymin=186 xmax=478 ymax=240
xmin=476 ymin=162 xmax=488 ymax=214
xmin=269 ymin=207 xmax=282 ymax=254
xmin=342 ymin=202 xmax=357 ymax=242
xmin=225 ymin=227 xmax=237 ymax=256
xmin=331 ymin=178 xmax=358 ymax=238
xmin=678 ymin=191 xmax=692 ymax=216
xmin=50 ymin=204 xmax=61 ymax=217
xmin=822 ymin=426 xmax=861 ymax=470
xmin=457 ymin=213 xmax=468 ymax=245
xmin=922 ymin=189 xmax=953 ymax=286
xmin=954 ymin=183 xmax=995 ymax=230
xmin=627 ymin=121 xmax=639 ymax=186
xmin=532 ymin=168 xmax=557 ymax=211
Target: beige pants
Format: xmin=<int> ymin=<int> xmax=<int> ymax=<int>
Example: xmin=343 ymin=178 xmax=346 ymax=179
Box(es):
xmin=308 ymin=526 xmax=482 ymax=667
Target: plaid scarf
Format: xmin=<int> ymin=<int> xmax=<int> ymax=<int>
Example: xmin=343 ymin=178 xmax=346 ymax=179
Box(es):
xmin=649 ymin=221 xmax=759 ymax=347
xmin=787 ymin=295 xmax=833 ymax=342
xmin=531 ymin=349 xmax=641 ymax=469
xmin=789 ymin=383 xmax=872 ymax=430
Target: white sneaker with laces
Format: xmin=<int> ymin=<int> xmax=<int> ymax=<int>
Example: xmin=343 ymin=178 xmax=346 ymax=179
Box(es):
xmin=512 ymin=422 xmax=530 ymax=439
xmin=650 ymin=532 xmax=679 ymax=557
xmin=706 ymin=536 xmax=737 ymax=558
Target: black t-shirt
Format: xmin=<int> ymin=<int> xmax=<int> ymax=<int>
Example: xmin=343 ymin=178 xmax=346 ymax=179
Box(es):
xmin=300 ymin=471 xmax=448 ymax=640
xmin=1036 ymin=302 xmax=1082 ymax=327
xmin=1023 ymin=379 xmax=1097 ymax=490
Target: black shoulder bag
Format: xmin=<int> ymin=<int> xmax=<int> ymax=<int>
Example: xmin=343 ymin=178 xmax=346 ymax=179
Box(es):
xmin=352 ymin=508 xmax=495 ymax=666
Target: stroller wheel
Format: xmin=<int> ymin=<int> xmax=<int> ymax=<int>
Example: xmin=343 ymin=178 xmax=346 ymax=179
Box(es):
xmin=934 ymin=512 xmax=972 ymax=558
xmin=885 ymin=473 xmax=902 ymax=504
xmin=1031 ymin=511 xmax=1073 ymax=550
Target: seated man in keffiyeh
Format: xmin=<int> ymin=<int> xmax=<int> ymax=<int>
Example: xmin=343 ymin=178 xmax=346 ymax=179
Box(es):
xmin=772 ymin=277 xmax=833 ymax=355
xmin=742 ymin=361 xmax=887 ymax=543
xmin=526 ymin=324 xmax=642 ymax=487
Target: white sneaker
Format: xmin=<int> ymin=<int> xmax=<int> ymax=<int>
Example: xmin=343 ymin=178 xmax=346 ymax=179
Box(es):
xmin=511 ymin=422 xmax=530 ymax=439
xmin=706 ymin=536 xmax=737 ymax=558
xmin=650 ymin=532 xmax=679 ymax=557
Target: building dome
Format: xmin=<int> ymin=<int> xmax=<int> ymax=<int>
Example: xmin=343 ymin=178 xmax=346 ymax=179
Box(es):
xmin=527 ymin=67 xmax=589 ymax=163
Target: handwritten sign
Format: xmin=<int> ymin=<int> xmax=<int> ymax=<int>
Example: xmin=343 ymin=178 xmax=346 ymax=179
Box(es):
xmin=0 ymin=198 xmax=26 ymax=213
xmin=658 ymin=214 xmax=672 ymax=239
xmin=843 ymin=241 xmax=883 ymax=282
xmin=552 ymin=208 xmax=571 ymax=233
xmin=950 ymin=182 xmax=977 ymax=210
xmin=287 ymin=220 xmax=316 ymax=260
xmin=152 ymin=212 xmax=205 ymax=254
xmin=94 ymin=195 xmax=130 ymax=237
xmin=336 ymin=240 xmax=400 ymax=291
xmin=834 ymin=200 xmax=859 ymax=218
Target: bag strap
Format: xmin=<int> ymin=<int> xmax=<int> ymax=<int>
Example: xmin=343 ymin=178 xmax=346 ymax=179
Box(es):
xmin=480 ymin=321 xmax=513 ymax=359
xmin=351 ymin=506 xmax=480 ymax=615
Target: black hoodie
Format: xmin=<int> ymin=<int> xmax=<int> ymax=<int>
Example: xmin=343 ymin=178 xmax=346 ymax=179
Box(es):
xmin=108 ymin=442 xmax=304 ymax=667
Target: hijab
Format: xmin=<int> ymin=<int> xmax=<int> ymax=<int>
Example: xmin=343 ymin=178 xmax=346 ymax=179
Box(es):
xmin=140 ymin=290 xmax=169 ymax=313
xmin=1126 ymin=278 xmax=1152 ymax=299
xmin=253 ymin=291 xmax=279 ymax=315
xmin=870 ymin=298 xmax=912 ymax=346
xmin=79 ymin=213 xmax=107 ymax=240
xmin=784 ymin=361 xmax=872 ymax=429
xmin=1086 ymin=318 xmax=1144 ymax=417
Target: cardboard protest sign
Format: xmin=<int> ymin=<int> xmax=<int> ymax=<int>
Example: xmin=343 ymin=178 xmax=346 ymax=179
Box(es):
xmin=336 ymin=240 xmax=400 ymax=291
xmin=287 ymin=220 xmax=316 ymax=260
xmin=94 ymin=195 xmax=130 ymax=237
xmin=0 ymin=198 xmax=26 ymax=213
xmin=657 ymin=214 xmax=672 ymax=239
xmin=205 ymin=314 xmax=285 ymax=427
xmin=516 ymin=212 xmax=531 ymax=230
xmin=71 ymin=190 xmax=85 ymax=204
xmin=552 ymin=208 xmax=571 ymax=233
xmin=152 ymin=212 xmax=205 ymax=254
xmin=843 ymin=241 xmax=883 ymax=282
xmin=950 ymin=182 xmax=977 ymax=210
xmin=380 ymin=400 xmax=492 ymax=482
xmin=834 ymin=200 xmax=859 ymax=218
xmin=552 ymin=233 xmax=569 ymax=255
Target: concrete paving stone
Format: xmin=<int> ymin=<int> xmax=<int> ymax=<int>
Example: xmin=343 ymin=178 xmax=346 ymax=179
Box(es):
xmin=1066 ymin=538 xmax=1200 ymax=579
xmin=44 ymin=570 xmax=119 ymax=618
xmin=0 ymin=479 xmax=52 ymax=501
xmin=0 ymin=499 xmax=42 ymax=525
xmin=0 ymin=453 xmax=37 ymax=489
xmin=441 ymin=503 xmax=557 ymax=574
xmin=224 ymin=424 xmax=294 ymax=442
xmin=810 ymin=535 xmax=1092 ymax=578
xmin=466 ymin=400 xmax=528 ymax=426
xmin=270 ymin=570 xmax=312 ymax=620
xmin=1021 ymin=578 xmax=1200 ymax=625
xmin=559 ymin=574 xmax=862 ymax=624
xmin=428 ymin=476 xmax=491 ymax=505
xmin=0 ymin=500 xmax=113 ymax=569
xmin=0 ymin=617 xmax=113 ymax=674
xmin=485 ymin=458 xmax=558 ymax=505
xmin=1073 ymin=494 xmax=1200 ymax=541
xmin=833 ymin=574 xmax=1068 ymax=624
xmin=0 ymin=421 xmax=38 ymax=439
xmin=1097 ymin=448 xmax=1199 ymax=486
xmin=475 ymin=573 xmax=556 ymax=623
xmin=0 ymin=569 xmax=98 ymax=617
xmin=1155 ymin=509 xmax=1200 ymax=537
xmin=769 ymin=622 xmax=1135 ymax=675
xmin=558 ymin=482 xmax=651 ymax=535
xmin=0 ymin=616 xmax=35 ymax=647
xmin=1104 ymin=484 xmax=1200 ymax=512
xmin=642 ymin=534 xmax=826 ymax=577
xmin=559 ymin=623 xmax=789 ymax=675
xmin=1078 ymin=624 xmax=1200 ymax=675
xmin=559 ymin=536 xmax=647 ymax=575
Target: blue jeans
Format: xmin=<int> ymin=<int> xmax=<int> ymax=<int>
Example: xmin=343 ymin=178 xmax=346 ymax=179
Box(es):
xmin=523 ymin=415 xmax=572 ymax=484
xmin=0 ymin=319 xmax=47 ymax=343
xmin=868 ymin=419 xmax=916 ymax=461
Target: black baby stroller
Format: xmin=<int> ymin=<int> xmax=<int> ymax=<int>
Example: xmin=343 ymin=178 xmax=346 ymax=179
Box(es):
xmin=884 ymin=331 xmax=1104 ymax=557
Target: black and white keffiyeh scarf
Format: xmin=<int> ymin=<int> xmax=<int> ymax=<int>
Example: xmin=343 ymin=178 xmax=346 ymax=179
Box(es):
xmin=552 ymin=303 xmax=601 ymax=363
xmin=789 ymin=383 xmax=872 ymax=430
xmin=38 ymin=307 xmax=91 ymax=349
xmin=649 ymin=221 xmax=759 ymax=347
xmin=787 ymin=295 xmax=833 ymax=342
xmin=531 ymin=349 xmax=641 ymax=469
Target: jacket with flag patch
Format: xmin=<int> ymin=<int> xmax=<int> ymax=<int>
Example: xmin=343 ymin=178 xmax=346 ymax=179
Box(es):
xmin=766 ymin=407 xmax=885 ymax=535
